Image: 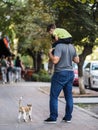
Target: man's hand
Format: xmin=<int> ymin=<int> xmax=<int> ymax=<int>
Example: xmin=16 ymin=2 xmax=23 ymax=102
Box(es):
xmin=49 ymin=48 xmax=55 ymax=55
xmin=48 ymin=48 xmax=60 ymax=64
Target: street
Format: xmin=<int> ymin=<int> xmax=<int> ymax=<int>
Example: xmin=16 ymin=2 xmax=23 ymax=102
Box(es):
xmin=0 ymin=82 xmax=98 ymax=130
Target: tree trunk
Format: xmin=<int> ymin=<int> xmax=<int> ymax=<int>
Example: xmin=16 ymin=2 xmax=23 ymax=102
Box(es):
xmin=33 ymin=52 xmax=42 ymax=72
xmin=78 ymin=62 xmax=86 ymax=94
xmin=78 ymin=45 xmax=93 ymax=94
xmin=78 ymin=77 xmax=86 ymax=94
xmin=27 ymin=48 xmax=42 ymax=72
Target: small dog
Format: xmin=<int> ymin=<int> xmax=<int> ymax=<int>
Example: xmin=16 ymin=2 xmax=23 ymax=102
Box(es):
xmin=18 ymin=97 xmax=32 ymax=123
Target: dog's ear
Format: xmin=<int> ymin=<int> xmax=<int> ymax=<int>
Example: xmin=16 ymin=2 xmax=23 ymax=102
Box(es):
xmin=27 ymin=104 xmax=32 ymax=107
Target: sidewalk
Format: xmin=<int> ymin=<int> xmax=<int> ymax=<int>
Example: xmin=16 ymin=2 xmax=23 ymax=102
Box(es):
xmin=0 ymin=82 xmax=98 ymax=130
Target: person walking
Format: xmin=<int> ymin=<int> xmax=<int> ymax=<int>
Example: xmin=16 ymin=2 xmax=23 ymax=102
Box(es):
xmin=7 ymin=56 xmax=15 ymax=83
xmin=0 ymin=55 xmax=7 ymax=84
xmin=14 ymin=56 xmax=23 ymax=82
xmin=44 ymin=25 xmax=79 ymax=123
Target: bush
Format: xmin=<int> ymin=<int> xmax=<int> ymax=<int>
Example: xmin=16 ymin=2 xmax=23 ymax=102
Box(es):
xmin=39 ymin=74 xmax=51 ymax=82
xmin=32 ymin=69 xmax=51 ymax=82
xmin=38 ymin=69 xmax=48 ymax=75
xmin=32 ymin=73 xmax=39 ymax=81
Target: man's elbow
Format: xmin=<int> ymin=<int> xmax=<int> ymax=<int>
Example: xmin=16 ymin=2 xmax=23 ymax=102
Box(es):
xmin=52 ymin=56 xmax=59 ymax=64
xmin=73 ymin=57 xmax=79 ymax=63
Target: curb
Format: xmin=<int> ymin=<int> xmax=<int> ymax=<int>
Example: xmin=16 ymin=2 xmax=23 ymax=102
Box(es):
xmin=39 ymin=87 xmax=98 ymax=119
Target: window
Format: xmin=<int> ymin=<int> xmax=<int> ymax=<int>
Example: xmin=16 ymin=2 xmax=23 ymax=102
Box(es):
xmin=85 ymin=63 xmax=90 ymax=69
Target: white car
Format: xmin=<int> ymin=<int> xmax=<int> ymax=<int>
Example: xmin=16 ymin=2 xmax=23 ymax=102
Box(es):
xmin=83 ymin=61 xmax=98 ymax=89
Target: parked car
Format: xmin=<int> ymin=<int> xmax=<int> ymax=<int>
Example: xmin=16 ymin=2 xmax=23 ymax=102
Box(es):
xmin=72 ymin=63 xmax=78 ymax=86
xmin=72 ymin=61 xmax=88 ymax=86
xmin=83 ymin=61 xmax=98 ymax=89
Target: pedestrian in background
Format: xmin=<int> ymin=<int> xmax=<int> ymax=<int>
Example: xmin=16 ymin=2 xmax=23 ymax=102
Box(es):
xmin=14 ymin=56 xmax=23 ymax=82
xmin=7 ymin=56 xmax=14 ymax=83
xmin=0 ymin=55 xmax=7 ymax=84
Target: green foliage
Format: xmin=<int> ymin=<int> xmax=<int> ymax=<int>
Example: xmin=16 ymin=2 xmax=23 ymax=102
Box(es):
xmin=21 ymin=55 xmax=33 ymax=68
xmin=39 ymin=74 xmax=51 ymax=82
xmin=0 ymin=0 xmax=52 ymax=53
xmin=32 ymin=73 xmax=39 ymax=81
xmin=32 ymin=69 xmax=51 ymax=82
xmin=74 ymin=0 xmax=95 ymax=3
xmin=0 ymin=0 xmax=98 ymax=75
xmin=44 ymin=0 xmax=98 ymax=46
xmin=14 ymin=0 xmax=54 ymax=52
xmin=38 ymin=69 xmax=48 ymax=75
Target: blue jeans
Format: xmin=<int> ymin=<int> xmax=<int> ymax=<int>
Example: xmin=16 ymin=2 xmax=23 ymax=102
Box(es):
xmin=1 ymin=67 xmax=7 ymax=83
xmin=49 ymin=70 xmax=74 ymax=121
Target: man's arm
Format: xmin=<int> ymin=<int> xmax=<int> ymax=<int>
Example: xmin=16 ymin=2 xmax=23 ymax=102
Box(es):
xmin=48 ymin=48 xmax=60 ymax=64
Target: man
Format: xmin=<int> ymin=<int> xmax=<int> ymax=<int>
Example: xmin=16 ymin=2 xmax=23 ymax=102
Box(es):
xmin=44 ymin=26 xmax=79 ymax=123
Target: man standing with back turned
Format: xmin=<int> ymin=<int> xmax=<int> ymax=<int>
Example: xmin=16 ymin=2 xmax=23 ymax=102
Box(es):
xmin=44 ymin=24 xmax=79 ymax=123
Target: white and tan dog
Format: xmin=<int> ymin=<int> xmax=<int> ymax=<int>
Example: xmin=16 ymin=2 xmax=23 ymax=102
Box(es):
xmin=18 ymin=97 xmax=32 ymax=123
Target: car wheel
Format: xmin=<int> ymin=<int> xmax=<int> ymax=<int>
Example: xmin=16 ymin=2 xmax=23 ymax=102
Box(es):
xmin=84 ymin=85 xmax=88 ymax=89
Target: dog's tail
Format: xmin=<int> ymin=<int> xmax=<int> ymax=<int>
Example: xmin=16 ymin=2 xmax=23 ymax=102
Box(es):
xmin=19 ymin=96 xmax=23 ymax=108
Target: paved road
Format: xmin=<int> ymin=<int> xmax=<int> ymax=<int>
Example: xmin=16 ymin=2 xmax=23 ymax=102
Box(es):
xmin=0 ymin=82 xmax=98 ymax=130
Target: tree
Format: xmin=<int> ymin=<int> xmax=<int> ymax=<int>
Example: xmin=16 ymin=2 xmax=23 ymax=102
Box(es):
xmin=0 ymin=0 xmax=26 ymax=50
xmin=13 ymin=0 xmax=55 ymax=72
xmin=0 ymin=0 xmax=54 ymax=72
xmin=1 ymin=0 xmax=98 ymax=85
xmin=43 ymin=0 xmax=98 ymax=94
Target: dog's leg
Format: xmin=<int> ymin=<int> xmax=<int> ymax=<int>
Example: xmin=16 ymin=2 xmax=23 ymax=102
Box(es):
xmin=18 ymin=112 xmax=22 ymax=123
xmin=29 ymin=110 xmax=32 ymax=121
xmin=23 ymin=112 xmax=27 ymax=122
